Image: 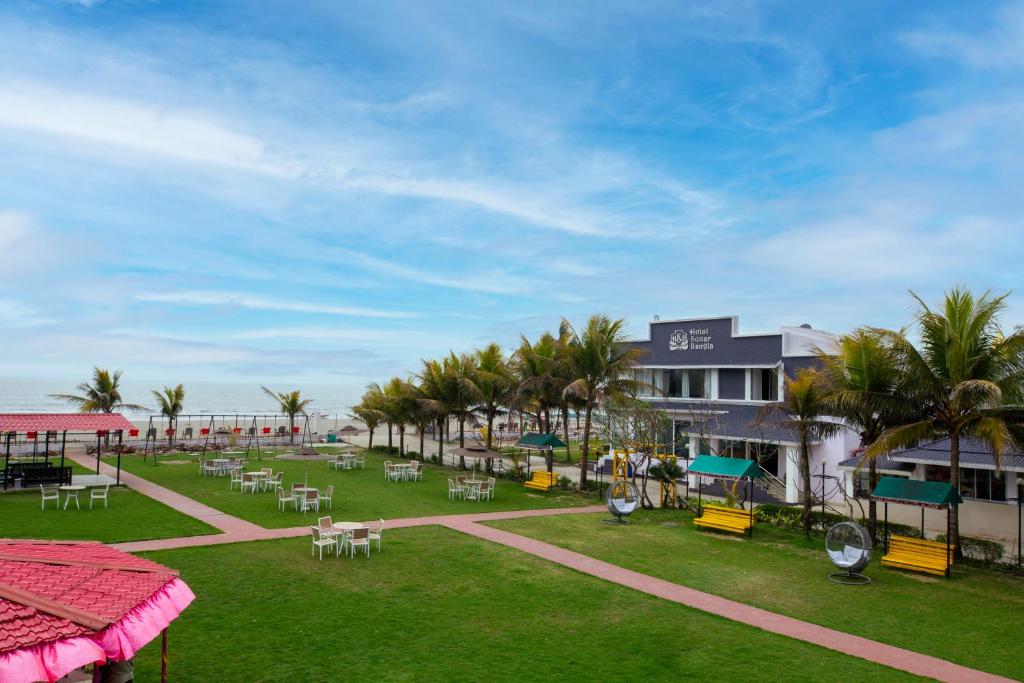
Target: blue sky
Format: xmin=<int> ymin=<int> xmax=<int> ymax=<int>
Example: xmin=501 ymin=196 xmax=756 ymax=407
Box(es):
xmin=2 ymin=0 xmax=1023 ymax=407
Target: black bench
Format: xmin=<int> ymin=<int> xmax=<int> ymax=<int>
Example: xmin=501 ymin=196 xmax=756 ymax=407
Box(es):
xmin=4 ymin=463 xmax=73 ymax=488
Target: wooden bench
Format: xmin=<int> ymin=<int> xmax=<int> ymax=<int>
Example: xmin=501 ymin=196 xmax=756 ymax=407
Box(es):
xmin=524 ymin=471 xmax=558 ymax=491
xmin=694 ymin=504 xmax=753 ymax=536
xmin=882 ymin=535 xmax=954 ymax=576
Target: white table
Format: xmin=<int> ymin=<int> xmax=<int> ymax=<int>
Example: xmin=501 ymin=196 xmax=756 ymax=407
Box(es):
xmin=60 ymin=485 xmax=86 ymax=510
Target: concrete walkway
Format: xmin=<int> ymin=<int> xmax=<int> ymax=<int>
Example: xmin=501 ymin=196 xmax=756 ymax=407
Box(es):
xmin=76 ymin=453 xmax=1014 ymax=683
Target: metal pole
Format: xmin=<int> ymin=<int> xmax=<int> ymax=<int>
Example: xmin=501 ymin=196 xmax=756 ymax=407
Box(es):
xmin=161 ymin=627 xmax=168 ymax=683
xmin=748 ymin=477 xmax=754 ymax=537
xmin=1018 ymin=480 xmax=1022 ymax=569
xmin=884 ymin=502 xmax=889 ymax=554
xmin=821 ymin=461 xmax=826 ymax=518
xmin=4 ymin=432 xmax=11 ymax=491
xmin=44 ymin=431 xmax=50 ymax=465
xmin=60 ymin=431 xmax=66 ymax=471
xmin=96 ymin=433 xmax=101 ymax=474
xmin=921 ymin=507 xmax=925 ymax=539
xmin=116 ymin=430 xmax=123 ymax=486
xmin=946 ymin=505 xmax=952 ymax=577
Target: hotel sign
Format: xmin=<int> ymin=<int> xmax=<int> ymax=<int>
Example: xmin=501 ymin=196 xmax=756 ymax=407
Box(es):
xmin=669 ymin=328 xmax=714 ymax=351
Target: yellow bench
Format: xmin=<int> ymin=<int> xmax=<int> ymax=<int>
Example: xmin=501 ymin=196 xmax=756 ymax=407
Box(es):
xmin=882 ymin=535 xmax=954 ymax=576
xmin=524 ymin=471 xmax=558 ymax=491
xmin=694 ymin=504 xmax=753 ymax=536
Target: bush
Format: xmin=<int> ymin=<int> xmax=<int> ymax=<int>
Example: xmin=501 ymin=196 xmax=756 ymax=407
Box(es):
xmin=936 ymin=534 xmax=1005 ymax=565
xmin=557 ymin=475 xmax=573 ymax=490
xmin=405 ymin=450 xmax=419 ymax=459
xmin=753 ymin=504 xmax=846 ymax=534
xmin=367 ymin=445 xmax=400 ymax=456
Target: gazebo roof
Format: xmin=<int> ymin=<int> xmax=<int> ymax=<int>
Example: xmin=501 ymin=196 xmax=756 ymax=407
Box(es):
xmin=870 ymin=476 xmax=962 ymax=509
xmin=0 ymin=540 xmax=193 ymax=682
xmin=687 ymin=454 xmax=764 ymax=480
xmin=0 ymin=414 xmax=135 ymax=434
xmin=516 ymin=432 xmax=567 ymax=449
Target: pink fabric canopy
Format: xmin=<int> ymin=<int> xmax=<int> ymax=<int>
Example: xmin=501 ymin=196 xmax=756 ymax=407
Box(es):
xmin=0 ymin=541 xmax=194 ymax=683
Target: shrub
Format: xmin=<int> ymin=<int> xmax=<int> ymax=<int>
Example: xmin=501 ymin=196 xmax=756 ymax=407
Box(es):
xmin=405 ymin=450 xmax=419 ymax=459
xmin=557 ymin=475 xmax=573 ymax=490
xmin=367 ymin=445 xmax=400 ymax=456
xmin=936 ymin=534 xmax=1006 ymax=565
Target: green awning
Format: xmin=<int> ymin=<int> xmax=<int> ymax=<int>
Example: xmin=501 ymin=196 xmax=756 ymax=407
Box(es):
xmin=516 ymin=432 xmax=568 ymax=449
xmin=687 ymin=454 xmax=763 ymax=480
xmin=870 ymin=476 xmax=962 ymax=509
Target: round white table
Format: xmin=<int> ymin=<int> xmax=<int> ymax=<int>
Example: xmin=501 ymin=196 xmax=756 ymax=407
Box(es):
xmin=332 ymin=521 xmax=365 ymax=531
xmin=59 ymin=485 xmax=86 ymax=510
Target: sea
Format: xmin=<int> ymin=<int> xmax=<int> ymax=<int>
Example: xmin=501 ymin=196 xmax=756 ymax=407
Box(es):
xmin=0 ymin=376 xmax=359 ymax=421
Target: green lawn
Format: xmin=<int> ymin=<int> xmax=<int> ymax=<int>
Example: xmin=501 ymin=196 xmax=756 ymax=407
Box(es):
xmin=134 ymin=528 xmax=919 ymax=681
xmin=104 ymin=449 xmax=593 ymax=528
xmin=488 ymin=509 xmax=1024 ymax=679
xmin=0 ymin=486 xmax=216 ymax=543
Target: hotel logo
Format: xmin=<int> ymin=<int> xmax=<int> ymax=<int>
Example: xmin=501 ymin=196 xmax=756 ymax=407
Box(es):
xmin=669 ymin=328 xmax=714 ymax=351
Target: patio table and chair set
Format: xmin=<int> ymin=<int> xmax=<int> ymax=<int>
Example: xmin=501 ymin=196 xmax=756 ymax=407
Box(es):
xmin=447 ymin=475 xmax=495 ymax=502
xmin=39 ymin=483 xmax=110 ymax=510
xmin=384 ymin=460 xmax=423 ymax=483
xmin=328 ymin=451 xmax=365 ymax=471
xmin=310 ymin=516 xmax=384 ymax=560
xmin=199 ymin=455 xmax=247 ymax=477
xmin=277 ymin=482 xmax=334 ymax=514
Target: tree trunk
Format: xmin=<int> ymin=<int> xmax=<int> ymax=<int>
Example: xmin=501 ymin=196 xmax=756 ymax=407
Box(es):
xmin=458 ymin=416 xmax=466 ymax=468
xmin=950 ymin=429 xmax=962 ymax=559
xmin=387 ymin=423 xmax=393 ymax=449
xmin=867 ymin=453 xmax=878 ymax=543
xmin=289 ymin=415 xmax=295 ymax=444
xmin=368 ymin=427 xmax=375 ymax=449
xmin=561 ymin=405 xmax=570 ymax=463
xmin=419 ymin=429 xmax=425 ymax=462
xmin=799 ymin=430 xmax=812 ymax=538
xmin=486 ymin=407 xmax=495 ymax=450
xmin=579 ymin=400 xmax=593 ymax=489
xmin=399 ymin=426 xmax=405 ymax=455
xmin=437 ymin=419 xmax=444 ymax=461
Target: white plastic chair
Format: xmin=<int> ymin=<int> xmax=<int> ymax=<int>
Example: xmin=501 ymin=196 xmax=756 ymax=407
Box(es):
xmin=300 ymin=489 xmax=319 ymax=514
xmin=310 ymin=526 xmax=337 ymax=560
xmin=240 ymin=473 xmax=259 ymax=494
xmin=368 ymin=518 xmax=384 ymax=551
xmin=321 ymin=485 xmax=334 ymax=510
xmin=383 ymin=462 xmax=393 ymax=480
xmin=348 ymin=527 xmax=370 ymax=558
xmin=40 ymin=485 xmax=59 ymax=510
xmin=89 ymin=484 xmax=110 ymax=510
xmin=277 ymin=486 xmax=294 ymax=512
xmin=447 ymin=479 xmax=463 ymax=501
xmin=408 ymin=462 xmax=423 ymax=482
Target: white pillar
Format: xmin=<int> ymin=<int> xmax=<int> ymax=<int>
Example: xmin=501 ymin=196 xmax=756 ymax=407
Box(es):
xmin=688 ymin=435 xmax=700 ymax=488
xmin=843 ymin=470 xmax=855 ymax=498
xmin=785 ymin=446 xmax=799 ymax=504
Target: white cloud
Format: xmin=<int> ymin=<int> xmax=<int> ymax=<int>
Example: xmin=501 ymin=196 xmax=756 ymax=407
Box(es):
xmin=231 ymin=326 xmax=416 ymax=342
xmin=0 ymin=299 xmax=55 ymax=328
xmin=0 ymin=82 xmax=303 ymax=178
xmin=902 ymin=2 xmax=1024 ymax=70
xmin=135 ymin=290 xmax=416 ymax=318
xmin=328 ymin=248 xmax=533 ymax=295
xmin=0 ymin=211 xmax=33 ymax=249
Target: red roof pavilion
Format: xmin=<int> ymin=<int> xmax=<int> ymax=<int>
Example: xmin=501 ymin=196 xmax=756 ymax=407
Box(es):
xmin=0 ymin=540 xmax=193 ymax=683
xmin=0 ymin=415 xmax=135 ymax=434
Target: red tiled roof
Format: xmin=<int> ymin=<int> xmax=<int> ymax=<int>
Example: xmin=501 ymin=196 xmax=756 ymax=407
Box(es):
xmin=0 ymin=414 xmax=136 ymax=434
xmin=0 ymin=541 xmax=177 ymax=654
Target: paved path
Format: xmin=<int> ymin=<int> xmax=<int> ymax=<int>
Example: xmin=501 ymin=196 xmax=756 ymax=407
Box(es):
xmin=77 ymin=453 xmax=1015 ymax=682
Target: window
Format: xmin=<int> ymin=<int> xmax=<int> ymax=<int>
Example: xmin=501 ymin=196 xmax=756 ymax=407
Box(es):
xmin=925 ymin=465 xmax=1006 ymax=502
xmin=661 ymin=369 xmax=710 ymax=398
xmin=719 ymin=439 xmax=746 ymax=458
xmin=633 ymin=369 xmax=655 ymax=397
xmin=854 ymin=471 xmax=907 ymax=498
xmin=750 ymin=368 xmax=779 ymax=401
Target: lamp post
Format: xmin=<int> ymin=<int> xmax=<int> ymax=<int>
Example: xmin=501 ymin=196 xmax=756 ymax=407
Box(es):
xmin=1017 ymin=477 xmax=1023 ymax=569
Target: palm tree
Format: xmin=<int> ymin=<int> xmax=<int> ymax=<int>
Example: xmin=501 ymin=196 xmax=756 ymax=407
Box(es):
xmin=407 ymin=381 xmax=441 ymax=462
xmin=757 ymin=368 xmax=844 ymax=537
xmin=381 ymin=377 xmax=417 ymax=455
xmin=152 ymin=384 xmax=186 ymax=446
xmin=51 ymin=367 xmax=146 ymax=413
xmin=352 ymin=386 xmax=387 ymax=449
xmin=562 ymin=315 xmax=645 ymax=488
xmin=513 ymin=332 xmax=564 ymax=472
xmin=445 ymin=352 xmax=482 ymax=451
xmin=867 ymin=288 xmax=1024 ymax=554
xmin=418 ymin=359 xmax=451 ymax=461
xmin=51 ymin=367 xmax=146 ymax=446
xmin=261 ymin=387 xmax=312 ymax=444
xmin=473 ymin=343 xmax=514 ymax=451
xmin=817 ymin=330 xmax=910 ymax=541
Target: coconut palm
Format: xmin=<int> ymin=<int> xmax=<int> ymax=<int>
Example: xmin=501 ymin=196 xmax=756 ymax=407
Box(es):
xmin=445 ymin=352 xmax=482 ymax=451
xmin=757 ymin=368 xmax=844 ymax=537
xmin=261 ymin=387 xmax=312 ymax=444
xmin=50 ymin=368 xmax=146 ymax=446
xmin=817 ymin=330 xmax=911 ymax=541
xmin=152 ymin=384 xmax=186 ymax=446
xmin=351 ymin=388 xmax=387 ymax=449
xmin=562 ymin=315 xmax=645 ymax=488
xmin=473 ymin=343 xmax=514 ymax=450
xmin=513 ymin=332 xmax=565 ymax=472
xmin=418 ymin=359 xmax=451 ymax=461
xmin=867 ymin=288 xmax=1024 ymax=554
xmin=51 ymin=367 xmax=146 ymax=413
xmin=381 ymin=377 xmax=418 ymax=455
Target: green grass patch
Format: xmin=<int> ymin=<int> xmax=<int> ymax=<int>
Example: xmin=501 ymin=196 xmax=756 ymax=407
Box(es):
xmin=134 ymin=527 xmax=919 ymax=681
xmin=0 ymin=487 xmax=216 ymax=543
xmin=488 ymin=509 xmax=1024 ymax=679
xmin=104 ymin=449 xmax=593 ymax=529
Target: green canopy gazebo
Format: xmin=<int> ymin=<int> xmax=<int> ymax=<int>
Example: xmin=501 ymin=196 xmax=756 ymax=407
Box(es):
xmin=515 ymin=432 xmax=568 ymax=475
xmin=687 ymin=454 xmax=764 ymax=530
xmin=870 ymin=476 xmax=962 ymax=573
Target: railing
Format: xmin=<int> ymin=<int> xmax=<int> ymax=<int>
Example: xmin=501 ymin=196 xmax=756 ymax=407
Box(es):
xmin=757 ymin=465 xmax=788 ymax=502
